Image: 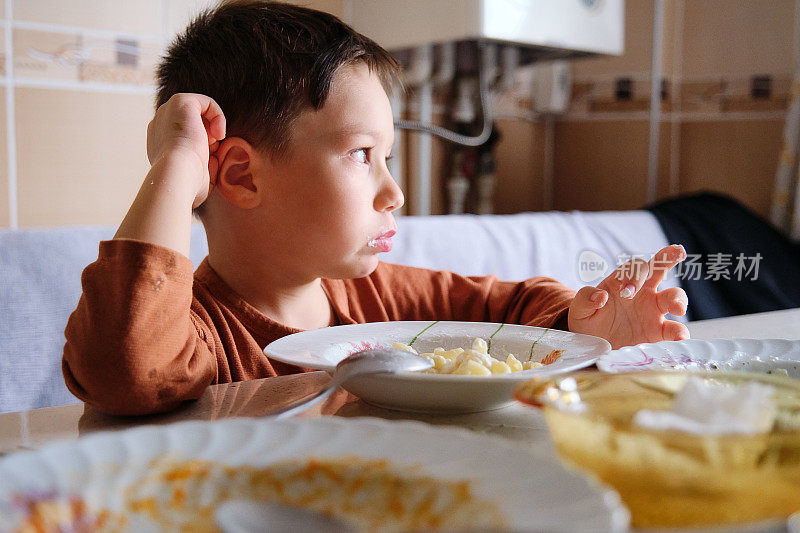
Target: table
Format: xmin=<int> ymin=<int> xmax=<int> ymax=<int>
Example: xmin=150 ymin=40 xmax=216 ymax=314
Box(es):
xmin=686 ymin=307 xmax=800 ymax=340
xmin=2 ymin=307 xmax=799 ymax=458
xmin=0 ymin=370 xmax=558 ymax=458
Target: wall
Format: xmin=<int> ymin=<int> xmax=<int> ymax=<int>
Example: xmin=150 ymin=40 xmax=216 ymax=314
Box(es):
xmin=0 ymin=0 xmax=233 ymax=228
xmin=0 ymin=0 xmax=348 ymax=228
xmin=354 ymin=0 xmax=796 ymax=217
xmin=0 ymin=0 xmax=794 ymax=227
xmin=537 ymin=0 xmax=794 ymax=216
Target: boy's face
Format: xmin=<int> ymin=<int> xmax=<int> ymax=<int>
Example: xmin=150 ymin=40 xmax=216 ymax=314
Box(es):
xmin=257 ymin=62 xmax=404 ymax=280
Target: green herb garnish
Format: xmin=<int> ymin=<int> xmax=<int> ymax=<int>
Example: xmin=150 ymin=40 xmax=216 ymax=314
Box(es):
xmin=408 ymin=320 xmax=440 ymax=347
xmin=528 ymin=328 xmax=550 ymax=362
xmin=486 ymin=323 xmax=505 ymax=353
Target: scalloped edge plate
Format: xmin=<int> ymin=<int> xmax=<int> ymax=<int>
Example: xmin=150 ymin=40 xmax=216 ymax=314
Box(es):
xmin=597 ymin=338 xmax=800 ymax=376
xmin=0 ymin=417 xmax=628 ymax=532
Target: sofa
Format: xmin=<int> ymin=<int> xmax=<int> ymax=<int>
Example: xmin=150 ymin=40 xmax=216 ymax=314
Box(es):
xmin=0 ymin=210 xmax=680 ymax=414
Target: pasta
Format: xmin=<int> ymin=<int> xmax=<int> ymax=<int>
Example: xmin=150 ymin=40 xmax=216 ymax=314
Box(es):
xmin=392 ymin=338 xmax=563 ymax=376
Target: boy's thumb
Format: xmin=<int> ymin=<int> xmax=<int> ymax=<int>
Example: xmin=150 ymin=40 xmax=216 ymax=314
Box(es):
xmin=572 ymin=287 xmax=608 ymax=319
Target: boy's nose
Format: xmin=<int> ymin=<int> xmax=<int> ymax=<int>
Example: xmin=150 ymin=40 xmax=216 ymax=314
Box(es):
xmin=375 ymin=171 xmax=404 ymax=212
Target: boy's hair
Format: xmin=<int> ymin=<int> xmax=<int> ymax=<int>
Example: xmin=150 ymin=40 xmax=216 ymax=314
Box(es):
xmin=156 ymin=0 xmax=400 ymax=159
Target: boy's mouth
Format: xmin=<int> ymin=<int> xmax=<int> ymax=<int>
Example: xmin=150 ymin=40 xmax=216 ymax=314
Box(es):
xmin=368 ymin=230 xmax=396 ymax=252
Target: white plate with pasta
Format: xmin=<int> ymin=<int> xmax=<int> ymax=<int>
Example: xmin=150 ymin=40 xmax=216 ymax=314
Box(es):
xmin=265 ymin=321 xmax=611 ymax=413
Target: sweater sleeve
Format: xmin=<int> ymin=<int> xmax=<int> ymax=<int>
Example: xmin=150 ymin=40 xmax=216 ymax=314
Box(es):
xmin=344 ymin=262 xmax=575 ymax=328
xmin=62 ymin=240 xmax=217 ymax=415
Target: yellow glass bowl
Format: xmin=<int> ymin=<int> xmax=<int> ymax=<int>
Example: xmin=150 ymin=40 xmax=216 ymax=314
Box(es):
xmin=514 ymin=371 xmax=800 ymax=529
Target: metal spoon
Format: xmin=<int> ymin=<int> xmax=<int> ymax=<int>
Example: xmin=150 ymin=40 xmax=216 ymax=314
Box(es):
xmin=215 ymin=499 xmax=353 ymax=533
xmin=270 ymin=347 xmax=433 ymax=418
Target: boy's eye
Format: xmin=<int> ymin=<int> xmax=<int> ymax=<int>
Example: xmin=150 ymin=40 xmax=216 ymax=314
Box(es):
xmin=351 ymin=148 xmax=368 ymax=164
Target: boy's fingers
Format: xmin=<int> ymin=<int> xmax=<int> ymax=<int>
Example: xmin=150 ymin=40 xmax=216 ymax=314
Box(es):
xmin=201 ymin=116 xmax=225 ymax=146
xmin=199 ymin=97 xmax=226 ymax=140
xmin=571 ymin=287 xmax=608 ymax=320
xmin=208 ymin=114 xmax=226 ymax=143
xmin=607 ymin=245 xmax=686 ymax=300
xmin=606 ymin=258 xmax=649 ymax=299
xmin=644 ymin=244 xmax=686 ymax=290
xmin=656 ymin=287 xmax=688 ymax=316
xmin=662 ymin=319 xmax=690 ymax=342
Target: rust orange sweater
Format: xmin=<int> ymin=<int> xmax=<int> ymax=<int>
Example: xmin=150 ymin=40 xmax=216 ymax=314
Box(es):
xmin=63 ymin=240 xmax=575 ymax=415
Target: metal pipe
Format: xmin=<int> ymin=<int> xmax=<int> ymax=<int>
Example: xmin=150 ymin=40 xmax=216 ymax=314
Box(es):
xmin=416 ymin=80 xmax=433 ymax=215
xmin=668 ymin=0 xmax=684 ymax=198
xmin=647 ymin=0 xmax=665 ymax=204
xmin=406 ymin=46 xmax=434 ymax=215
xmin=396 ymin=41 xmax=493 ymax=147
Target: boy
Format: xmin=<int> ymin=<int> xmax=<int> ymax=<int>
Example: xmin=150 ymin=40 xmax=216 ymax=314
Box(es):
xmin=63 ymin=1 xmax=689 ymax=416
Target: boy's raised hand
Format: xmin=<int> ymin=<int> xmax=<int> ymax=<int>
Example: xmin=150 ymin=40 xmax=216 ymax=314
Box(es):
xmin=568 ymin=244 xmax=690 ymax=349
xmin=114 ymin=94 xmax=226 ymax=256
xmin=146 ymin=93 xmax=226 ymax=208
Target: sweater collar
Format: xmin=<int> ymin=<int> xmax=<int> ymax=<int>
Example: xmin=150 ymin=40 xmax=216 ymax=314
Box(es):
xmin=193 ymin=257 xmax=354 ymax=338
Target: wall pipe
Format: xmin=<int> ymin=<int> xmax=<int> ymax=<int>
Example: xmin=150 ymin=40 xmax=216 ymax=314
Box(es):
xmin=647 ymin=0 xmax=665 ymax=204
xmin=668 ymin=0 xmax=684 ymax=198
xmin=396 ymin=41 xmax=493 ymax=147
xmin=433 ymin=42 xmax=456 ymax=86
xmin=404 ymin=46 xmax=434 ymax=215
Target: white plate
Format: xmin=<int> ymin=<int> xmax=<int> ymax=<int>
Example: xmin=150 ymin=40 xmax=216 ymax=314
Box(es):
xmin=597 ymin=338 xmax=800 ymax=376
xmin=0 ymin=417 xmax=628 ymax=532
xmin=265 ymin=321 xmax=611 ymax=413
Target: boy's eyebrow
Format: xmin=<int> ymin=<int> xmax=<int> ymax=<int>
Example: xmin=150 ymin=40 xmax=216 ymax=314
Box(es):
xmin=334 ymin=127 xmax=382 ymax=138
xmin=329 ymin=127 xmax=394 ymax=145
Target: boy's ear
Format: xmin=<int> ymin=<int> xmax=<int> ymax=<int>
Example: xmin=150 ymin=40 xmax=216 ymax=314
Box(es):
xmin=214 ymin=137 xmax=262 ymax=209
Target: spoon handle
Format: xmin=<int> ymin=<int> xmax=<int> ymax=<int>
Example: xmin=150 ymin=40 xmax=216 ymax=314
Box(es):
xmin=269 ymin=379 xmax=341 ymax=419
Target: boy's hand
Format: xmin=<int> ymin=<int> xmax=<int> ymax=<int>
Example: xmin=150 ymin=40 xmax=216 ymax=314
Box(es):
xmin=146 ymin=93 xmax=226 ymax=208
xmin=568 ymin=244 xmax=690 ymax=349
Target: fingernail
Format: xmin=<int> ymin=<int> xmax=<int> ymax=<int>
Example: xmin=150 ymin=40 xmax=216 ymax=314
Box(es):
xmin=674 ymin=244 xmax=686 ymax=259
xmin=590 ymin=291 xmax=603 ymax=303
xmin=620 ymin=284 xmax=635 ymax=299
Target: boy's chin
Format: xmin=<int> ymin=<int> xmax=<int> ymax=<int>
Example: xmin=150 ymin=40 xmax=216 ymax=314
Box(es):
xmin=328 ymin=256 xmax=380 ymax=280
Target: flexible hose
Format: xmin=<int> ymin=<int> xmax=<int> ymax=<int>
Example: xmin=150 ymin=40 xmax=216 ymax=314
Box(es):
xmin=394 ymin=42 xmax=494 ymax=147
